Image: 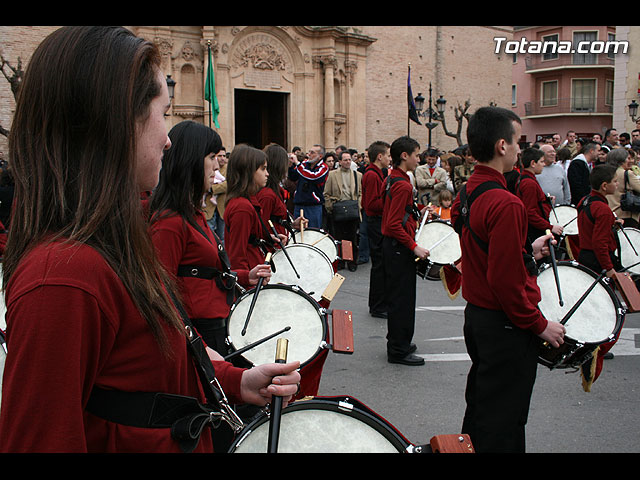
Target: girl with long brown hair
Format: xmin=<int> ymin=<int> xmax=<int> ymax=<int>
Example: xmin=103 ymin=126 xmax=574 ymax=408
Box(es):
xmin=0 ymin=26 xmax=299 ymax=453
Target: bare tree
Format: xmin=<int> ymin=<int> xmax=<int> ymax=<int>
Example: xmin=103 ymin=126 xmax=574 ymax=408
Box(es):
xmin=439 ymin=99 xmax=472 ymax=147
xmin=0 ymin=54 xmax=24 ymax=138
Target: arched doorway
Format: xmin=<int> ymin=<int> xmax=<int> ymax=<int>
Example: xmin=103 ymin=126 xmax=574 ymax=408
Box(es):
xmin=234 ymin=89 xmax=289 ymax=150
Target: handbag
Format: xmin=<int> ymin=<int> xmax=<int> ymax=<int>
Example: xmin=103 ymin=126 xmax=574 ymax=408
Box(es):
xmin=620 ymin=170 xmax=640 ymax=213
xmin=332 ymin=171 xmax=360 ymax=222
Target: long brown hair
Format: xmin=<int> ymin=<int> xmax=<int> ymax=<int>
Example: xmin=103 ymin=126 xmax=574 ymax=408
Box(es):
xmin=5 ymin=26 xmax=183 ymax=351
xmin=263 ymin=143 xmax=288 ymax=195
xmin=225 ymin=144 xmax=268 ymax=202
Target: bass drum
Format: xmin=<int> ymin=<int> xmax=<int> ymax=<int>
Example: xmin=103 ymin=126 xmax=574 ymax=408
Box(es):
xmin=226 ymin=284 xmax=327 ymax=369
xmin=228 ymin=396 xmax=413 ymax=453
xmin=270 ymin=243 xmax=335 ymax=302
xmin=537 ymin=261 xmax=625 ymax=369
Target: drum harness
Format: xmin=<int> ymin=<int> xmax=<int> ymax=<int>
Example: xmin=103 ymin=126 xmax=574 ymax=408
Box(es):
xmin=383 ymin=175 xmax=421 ymax=246
xmin=576 ymin=194 xmax=623 ymax=270
xmin=454 ymin=181 xmax=538 ymax=276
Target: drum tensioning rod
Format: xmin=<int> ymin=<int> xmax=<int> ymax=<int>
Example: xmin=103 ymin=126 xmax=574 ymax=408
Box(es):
xmin=546 ymin=229 xmax=564 ymax=307
xmin=267 ymin=338 xmax=288 ymax=453
xmin=268 ymin=220 xmax=300 ymax=279
xmin=242 ymin=253 xmax=272 ymax=336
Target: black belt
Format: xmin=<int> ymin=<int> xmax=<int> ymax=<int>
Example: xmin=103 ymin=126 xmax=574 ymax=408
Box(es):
xmin=86 ymin=386 xmax=226 ymax=453
xmin=177 ymin=264 xmax=238 ymax=306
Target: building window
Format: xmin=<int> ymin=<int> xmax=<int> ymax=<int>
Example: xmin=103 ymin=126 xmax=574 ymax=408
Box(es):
xmin=572 ymin=78 xmax=596 ymax=112
xmin=512 ymin=84 xmax=517 ymax=106
xmin=542 ymin=34 xmax=559 ymax=61
xmin=541 ymin=80 xmax=558 ymax=107
xmin=607 ymin=33 xmax=616 ymax=60
xmin=605 ymin=79 xmax=614 ymax=106
xmin=573 ymin=31 xmax=598 ymax=65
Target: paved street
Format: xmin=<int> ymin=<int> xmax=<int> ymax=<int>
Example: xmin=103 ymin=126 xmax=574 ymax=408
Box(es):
xmin=317 ymin=259 xmax=640 ymax=453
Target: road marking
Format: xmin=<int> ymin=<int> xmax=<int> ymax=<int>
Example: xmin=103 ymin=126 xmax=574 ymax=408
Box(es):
xmin=419 ymin=353 xmax=470 ymax=362
xmin=416 ymin=306 xmax=465 ymax=312
xmin=610 ymin=328 xmax=640 ymax=356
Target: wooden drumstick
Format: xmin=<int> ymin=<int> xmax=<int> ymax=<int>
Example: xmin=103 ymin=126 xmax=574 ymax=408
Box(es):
xmin=310 ymin=233 xmax=330 ymax=247
xmin=268 ymin=220 xmax=300 ymax=278
xmin=299 ymin=209 xmax=305 ymax=243
xmin=241 ymin=252 xmax=272 ymax=336
xmin=546 ymin=229 xmax=563 ymax=307
xmin=267 ymin=338 xmax=289 ymax=453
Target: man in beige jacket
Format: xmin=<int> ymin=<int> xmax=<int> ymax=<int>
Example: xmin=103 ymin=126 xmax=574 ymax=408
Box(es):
xmin=415 ymin=148 xmax=449 ymax=205
xmin=324 ymin=151 xmax=363 ymax=271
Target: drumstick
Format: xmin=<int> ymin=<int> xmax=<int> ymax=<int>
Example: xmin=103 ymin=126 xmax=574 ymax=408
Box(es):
xmin=268 ymin=220 xmax=300 ymax=278
xmin=546 ymin=229 xmax=564 ymax=307
xmin=299 ymin=209 xmax=305 ymax=243
xmin=267 ymin=338 xmax=288 ymax=453
xmin=546 ymin=194 xmax=558 ymax=223
xmin=616 ymin=223 xmax=638 ymax=256
xmin=310 ymin=233 xmax=330 ymax=247
xmin=414 ymin=228 xmax=456 ymax=263
xmin=415 ymin=203 xmax=431 ymax=240
xmin=224 ymin=326 xmax=291 ymax=361
xmin=562 ymin=216 xmax=577 ymax=229
xmin=241 ymin=253 xmax=272 ymax=336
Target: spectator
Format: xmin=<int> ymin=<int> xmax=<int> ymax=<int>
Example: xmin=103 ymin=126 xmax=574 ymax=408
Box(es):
xmin=559 ymin=130 xmax=578 ymax=157
xmin=288 ymin=144 xmax=330 ymax=228
xmin=631 ymin=129 xmax=640 ymax=144
xmin=551 ymin=133 xmax=562 ymax=150
xmin=415 ymin=148 xmax=449 ymax=205
xmin=454 ymin=146 xmax=476 ymax=192
xmin=592 ymin=133 xmax=603 ymax=144
xmin=606 ymin=147 xmax=640 ymax=228
xmin=556 ymin=146 xmax=572 ymax=174
xmin=603 ymin=128 xmax=620 ymax=150
xmin=323 ymin=150 xmax=362 ymax=271
xmin=568 ymin=142 xmax=599 ymax=206
xmin=438 ymin=155 xmax=456 ymax=193
xmin=203 ymin=146 xmax=227 ymax=243
xmin=537 ymin=144 xmax=571 ymax=206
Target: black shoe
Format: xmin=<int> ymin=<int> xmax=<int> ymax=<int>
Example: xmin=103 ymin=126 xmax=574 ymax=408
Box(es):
xmin=347 ymin=263 xmax=357 ymax=272
xmin=388 ymin=353 xmax=425 ymax=366
xmin=370 ymin=311 xmax=387 ymax=319
xmin=604 ymin=352 xmax=614 ymax=360
xmin=408 ymin=343 xmax=417 ymax=354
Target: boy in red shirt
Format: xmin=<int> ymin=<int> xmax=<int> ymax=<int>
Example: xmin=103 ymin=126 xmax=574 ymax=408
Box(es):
xmin=382 ymin=136 xmax=429 ymax=366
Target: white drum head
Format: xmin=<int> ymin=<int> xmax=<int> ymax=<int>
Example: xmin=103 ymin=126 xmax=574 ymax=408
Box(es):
xmin=537 ymin=263 xmax=619 ymax=344
xmin=415 ymin=221 xmax=460 ymax=265
xmin=230 ymin=400 xmax=406 ymax=453
xmin=270 ymin=244 xmax=334 ymax=301
xmin=293 ymin=229 xmax=338 ymax=262
xmin=617 ymin=227 xmax=640 ymax=275
xmin=550 ymin=205 xmax=578 ymax=236
xmin=227 ymin=286 xmax=325 ymax=367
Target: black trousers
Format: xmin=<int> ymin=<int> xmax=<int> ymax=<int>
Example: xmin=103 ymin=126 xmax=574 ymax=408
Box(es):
xmin=332 ymin=217 xmax=359 ymax=267
xmin=382 ymin=236 xmax=416 ymax=357
xmin=461 ymin=303 xmax=539 ymax=453
xmin=367 ymin=216 xmax=387 ymax=314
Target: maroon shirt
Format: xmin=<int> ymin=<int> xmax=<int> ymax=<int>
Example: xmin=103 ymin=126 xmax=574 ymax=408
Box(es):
xmin=0 ymin=240 xmax=244 ymax=452
xmin=381 ymin=168 xmax=417 ymax=250
xmin=225 ymin=195 xmax=268 ymax=271
xmin=150 ymin=210 xmax=251 ymax=321
xmin=256 ymin=186 xmax=289 ymax=238
xmin=577 ymin=190 xmax=617 ymax=271
xmin=451 ymin=164 xmax=548 ymax=335
xmin=516 ymin=170 xmax=552 ymax=233
xmin=362 ymin=164 xmax=386 ymax=217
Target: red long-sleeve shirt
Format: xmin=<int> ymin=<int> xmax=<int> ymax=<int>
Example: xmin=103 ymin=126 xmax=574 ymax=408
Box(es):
xmin=224 ymin=195 xmax=267 ymax=271
xmin=451 ymin=164 xmax=548 ymax=335
xmin=256 ymin=186 xmax=288 ymax=238
xmin=362 ymin=164 xmax=386 ymax=217
xmin=516 ymin=170 xmax=552 ymax=233
xmin=150 ymin=210 xmax=250 ymax=322
xmin=577 ymin=190 xmax=617 ymax=271
xmin=381 ymin=168 xmax=417 ymax=251
xmin=0 ymin=240 xmax=244 ymax=452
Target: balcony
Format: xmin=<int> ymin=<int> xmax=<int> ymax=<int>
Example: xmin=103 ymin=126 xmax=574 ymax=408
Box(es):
xmin=524 ymin=97 xmax=612 ymax=117
xmin=525 ymin=54 xmax=614 ymax=72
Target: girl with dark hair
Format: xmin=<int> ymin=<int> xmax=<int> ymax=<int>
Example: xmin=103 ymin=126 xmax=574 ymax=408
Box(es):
xmin=149 ymin=121 xmax=271 ymax=355
xmin=256 ymin=143 xmax=308 ymax=241
xmin=224 ymin=144 xmax=284 ymax=272
xmin=0 ymin=26 xmax=299 ymax=453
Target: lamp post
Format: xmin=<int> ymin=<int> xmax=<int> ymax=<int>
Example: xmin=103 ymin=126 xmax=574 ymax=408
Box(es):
xmin=166 ymin=75 xmax=176 ymax=100
xmin=629 ymin=100 xmax=639 ymax=123
xmin=414 ymin=83 xmax=446 ymax=149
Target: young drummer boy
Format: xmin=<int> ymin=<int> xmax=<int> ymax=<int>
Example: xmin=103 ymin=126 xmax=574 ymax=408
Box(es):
xmin=381 ymin=136 xmax=429 ymax=366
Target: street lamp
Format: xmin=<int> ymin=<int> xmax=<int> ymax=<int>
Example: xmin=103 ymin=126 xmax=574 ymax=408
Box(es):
xmin=414 ymin=83 xmax=446 ymax=148
xmin=166 ymin=75 xmax=176 ymax=100
xmin=629 ymin=100 xmax=639 ymax=123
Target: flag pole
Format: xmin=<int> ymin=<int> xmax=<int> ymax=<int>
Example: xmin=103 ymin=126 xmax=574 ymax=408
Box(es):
xmin=207 ymin=40 xmax=212 ymax=128
xmin=408 ymin=64 xmax=411 ymax=137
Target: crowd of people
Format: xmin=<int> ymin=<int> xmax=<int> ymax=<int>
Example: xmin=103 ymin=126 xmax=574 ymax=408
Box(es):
xmin=0 ymin=26 xmax=635 ymax=454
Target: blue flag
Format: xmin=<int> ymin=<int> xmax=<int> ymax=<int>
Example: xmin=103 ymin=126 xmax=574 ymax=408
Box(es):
xmin=408 ymin=65 xmax=421 ymax=125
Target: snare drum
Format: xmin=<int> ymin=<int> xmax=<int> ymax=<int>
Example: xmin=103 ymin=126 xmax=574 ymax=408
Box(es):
xmin=415 ymin=221 xmax=460 ymax=280
xmin=617 ymin=227 xmax=640 ymax=276
xmin=293 ymin=228 xmax=339 ymax=263
xmin=537 ymin=261 xmax=625 ymax=369
xmin=549 ymin=205 xmax=578 ymax=236
xmin=228 ymin=396 xmax=413 ymax=453
xmin=226 ymin=284 xmax=328 ymax=368
xmin=270 ymin=243 xmax=335 ymax=302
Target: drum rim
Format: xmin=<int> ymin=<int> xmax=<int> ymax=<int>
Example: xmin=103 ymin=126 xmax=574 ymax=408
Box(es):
xmin=537 ymin=260 xmax=625 ymax=344
xmin=275 ymin=242 xmax=334 ymax=266
xmin=226 ymin=284 xmax=328 ymax=368
xmin=228 ymin=397 xmax=411 ymax=453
